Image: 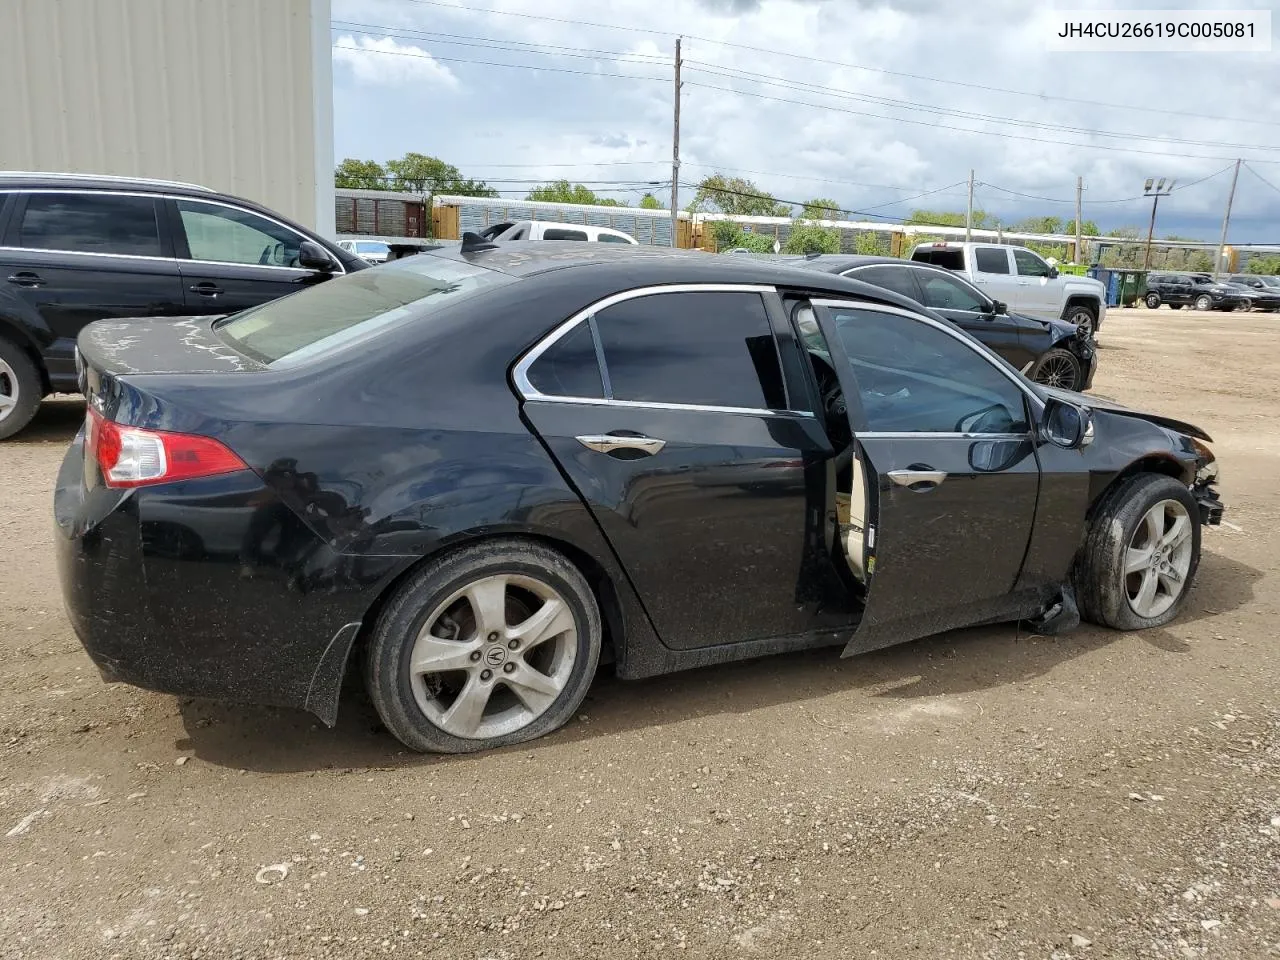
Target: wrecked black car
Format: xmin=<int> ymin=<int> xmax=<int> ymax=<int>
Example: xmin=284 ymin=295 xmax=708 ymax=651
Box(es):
xmin=55 ymin=242 xmax=1223 ymax=754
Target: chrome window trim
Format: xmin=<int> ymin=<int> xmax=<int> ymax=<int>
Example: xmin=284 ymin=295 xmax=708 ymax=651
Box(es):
xmin=858 ymin=431 xmax=1031 ymax=440
xmin=512 ymin=283 xmax=804 ymax=417
xmin=808 ymin=298 xmax=1044 ymax=412
xmin=0 ymin=172 xmax=214 ymax=192
xmin=0 ymin=189 xmax=345 ymax=275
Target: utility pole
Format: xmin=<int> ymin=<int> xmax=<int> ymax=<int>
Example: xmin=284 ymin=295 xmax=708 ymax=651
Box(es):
xmin=1214 ymin=159 xmax=1241 ymax=277
xmin=670 ymin=38 xmax=682 ymax=248
xmin=965 ymin=169 xmax=975 ymax=242
xmin=1142 ymin=177 xmax=1175 ymax=271
xmin=1074 ymin=175 xmax=1084 ymax=264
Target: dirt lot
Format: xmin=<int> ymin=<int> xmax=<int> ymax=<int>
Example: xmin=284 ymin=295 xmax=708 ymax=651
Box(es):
xmin=1 ymin=305 xmax=1278 ymax=960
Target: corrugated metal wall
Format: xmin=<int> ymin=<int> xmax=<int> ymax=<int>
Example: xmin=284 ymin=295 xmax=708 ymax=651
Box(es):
xmin=0 ymin=0 xmax=333 ymax=233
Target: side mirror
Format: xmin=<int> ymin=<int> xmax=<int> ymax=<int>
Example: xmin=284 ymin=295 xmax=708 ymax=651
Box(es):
xmin=1048 ymin=266 xmax=1060 ymax=279
xmin=989 ymin=299 xmax=1008 ymax=315
xmin=298 ymin=240 xmax=338 ymax=272
xmin=1041 ymin=397 xmax=1093 ymax=450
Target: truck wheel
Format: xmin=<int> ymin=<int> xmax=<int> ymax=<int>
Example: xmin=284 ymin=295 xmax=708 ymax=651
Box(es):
xmin=1144 ymin=292 xmax=1161 ymax=309
xmin=0 ymin=337 xmax=42 ymax=441
xmin=1194 ymin=294 xmax=1213 ymax=311
xmin=1064 ymin=304 xmax=1097 ymax=338
xmin=1028 ymin=348 xmax=1082 ymax=390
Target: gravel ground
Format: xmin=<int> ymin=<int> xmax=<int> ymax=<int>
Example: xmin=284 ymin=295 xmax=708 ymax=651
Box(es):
xmin=1 ymin=306 xmax=1278 ymax=960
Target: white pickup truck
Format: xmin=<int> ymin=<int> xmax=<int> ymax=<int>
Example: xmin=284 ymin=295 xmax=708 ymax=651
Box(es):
xmin=910 ymin=241 xmax=1107 ymax=338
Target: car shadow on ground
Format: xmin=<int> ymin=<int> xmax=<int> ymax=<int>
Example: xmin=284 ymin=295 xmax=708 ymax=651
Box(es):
xmin=175 ymin=550 xmax=1262 ymax=775
xmin=15 ymin=395 xmax=85 ymax=443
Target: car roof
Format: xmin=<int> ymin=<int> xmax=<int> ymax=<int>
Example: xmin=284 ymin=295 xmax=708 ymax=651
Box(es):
xmin=407 ymin=242 xmax=935 ymax=312
xmin=0 ymin=171 xmax=218 ymax=196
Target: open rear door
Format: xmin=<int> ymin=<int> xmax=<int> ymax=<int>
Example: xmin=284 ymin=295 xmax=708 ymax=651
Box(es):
xmin=809 ymin=300 xmax=1042 ymax=657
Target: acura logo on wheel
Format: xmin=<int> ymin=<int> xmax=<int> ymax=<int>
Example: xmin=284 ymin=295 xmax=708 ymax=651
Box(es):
xmin=485 ymin=647 xmax=507 ymax=666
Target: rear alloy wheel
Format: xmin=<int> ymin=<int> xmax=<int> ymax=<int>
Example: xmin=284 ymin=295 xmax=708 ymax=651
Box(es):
xmin=1194 ymin=294 xmax=1214 ymax=311
xmin=1144 ymin=292 xmax=1161 ymax=309
xmin=1028 ymin=348 xmax=1083 ymax=390
xmin=0 ymin=338 xmax=42 ymax=441
xmin=365 ymin=539 xmax=601 ymax=753
xmin=1075 ymin=474 xmax=1201 ymax=630
xmin=1064 ymin=304 xmax=1097 ymax=338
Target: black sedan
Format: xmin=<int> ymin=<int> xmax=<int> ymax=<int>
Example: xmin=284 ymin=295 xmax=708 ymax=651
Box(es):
xmin=776 ymin=255 xmax=1097 ymax=391
xmin=55 ymin=242 xmax=1224 ymax=754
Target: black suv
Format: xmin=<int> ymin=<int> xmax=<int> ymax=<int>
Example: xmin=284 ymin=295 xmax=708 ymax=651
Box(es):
xmin=782 ymin=255 xmax=1097 ymax=391
xmin=1227 ymin=274 xmax=1280 ymax=311
xmin=1143 ymin=272 xmax=1247 ymax=312
xmin=0 ymin=173 xmax=365 ymax=438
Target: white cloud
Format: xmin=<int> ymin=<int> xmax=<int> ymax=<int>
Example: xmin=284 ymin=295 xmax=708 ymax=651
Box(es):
xmin=332 ymin=34 xmax=459 ymax=88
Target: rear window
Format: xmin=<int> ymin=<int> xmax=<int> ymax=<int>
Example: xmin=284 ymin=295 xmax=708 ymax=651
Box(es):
xmin=215 ymin=256 xmax=513 ymax=366
xmin=543 ymin=229 xmax=588 ymax=241
xmin=910 ymin=246 xmax=965 ymax=271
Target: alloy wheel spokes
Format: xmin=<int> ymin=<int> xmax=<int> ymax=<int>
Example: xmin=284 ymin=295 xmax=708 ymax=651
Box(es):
xmin=1125 ymin=499 xmax=1194 ymax=619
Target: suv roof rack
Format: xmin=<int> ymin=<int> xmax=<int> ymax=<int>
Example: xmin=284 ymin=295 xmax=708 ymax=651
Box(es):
xmin=0 ymin=171 xmax=215 ymax=192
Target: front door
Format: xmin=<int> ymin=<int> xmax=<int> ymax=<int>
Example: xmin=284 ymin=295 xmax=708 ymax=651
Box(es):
xmin=517 ymin=286 xmax=854 ymax=651
xmin=808 ymin=300 xmax=1043 ymax=656
xmin=167 ymin=198 xmax=334 ymax=316
xmin=1011 ymin=247 xmax=1061 ymax=319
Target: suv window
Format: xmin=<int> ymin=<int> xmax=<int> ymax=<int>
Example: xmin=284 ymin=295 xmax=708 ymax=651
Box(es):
xmin=973 ymin=248 xmax=1011 ymax=274
xmin=596 ymin=233 xmax=633 ymax=244
xmin=1012 ymin=248 xmax=1050 ymax=277
xmin=177 ymin=199 xmax=306 ymax=268
xmin=846 ymin=265 xmax=920 ymax=301
xmin=16 ymin=192 xmax=163 ymax=257
xmin=526 ymin=321 xmax=604 ymax=399
xmin=916 ymin=271 xmax=988 ymax=312
xmin=825 ymin=305 xmax=1028 ymax=434
xmin=543 ymin=228 xmax=588 ymax=241
xmin=593 ymin=291 xmax=785 ymax=409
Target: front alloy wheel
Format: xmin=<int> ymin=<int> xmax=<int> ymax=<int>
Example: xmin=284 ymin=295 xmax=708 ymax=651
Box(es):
xmin=1194 ymin=294 xmax=1214 ymax=311
xmin=1029 ymin=348 xmax=1083 ymax=390
xmin=365 ymin=539 xmax=601 ymax=753
xmin=1124 ymin=500 xmax=1194 ymax=620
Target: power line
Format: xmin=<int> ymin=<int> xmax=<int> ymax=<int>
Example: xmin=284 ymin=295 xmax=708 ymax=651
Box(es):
xmin=388 ymin=0 xmax=1280 ymax=128
xmin=332 ymin=23 xmax=670 ymax=65
xmin=682 ymin=61 xmax=1280 ymax=154
xmin=977 ymin=165 xmax=1235 ymax=204
xmin=859 ymin=181 xmax=971 ymax=212
xmin=682 ymin=79 xmax=1267 ymax=163
xmin=1243 ymin=163 xmax=1280 ymax=198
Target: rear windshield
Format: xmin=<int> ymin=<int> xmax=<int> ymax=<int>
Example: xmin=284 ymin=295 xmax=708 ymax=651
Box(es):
xmin=215 ymin=256 xmax=513 ymax=366
xmin=911 ymin=247 xmax=965 ymax=271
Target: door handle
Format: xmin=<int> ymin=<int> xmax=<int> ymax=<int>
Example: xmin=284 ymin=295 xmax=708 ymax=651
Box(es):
xmin=7 ymin=272 xmax=43 ymax=287
xmin=1016 ymin=280 xmax=1032 ymax=285
xmin=576 ymin=434 xmax=666 ymax=456
xmin=887 ymin=469 xmax=947 ymax=490
xmin=189 ymin=282 xmax=223 ymax=296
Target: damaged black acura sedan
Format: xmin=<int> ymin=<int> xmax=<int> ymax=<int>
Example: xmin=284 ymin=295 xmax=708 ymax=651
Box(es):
xmin=55 ymin=242 xmax=1224 ymax=753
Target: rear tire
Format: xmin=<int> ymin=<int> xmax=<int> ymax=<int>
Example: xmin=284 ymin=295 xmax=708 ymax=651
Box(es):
xmin=364 ymin=538 xmax=601 ymax=753
xmin=1144 ymin=292 xmax=1161 ymax=309
xmin=1075 ymin=474 xmax=1201 ymax=631
xmin=0 ymin=337 xmax=42 ymax=441
xmin=1063 ymin=303 xmax=1098 ymax=338
xmin=1028 ymin=348 xmax=1083 ymax=390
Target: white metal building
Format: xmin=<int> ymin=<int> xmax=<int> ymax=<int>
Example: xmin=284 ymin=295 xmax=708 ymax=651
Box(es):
xmin=0 ymin=0 xmax=335 ymax=235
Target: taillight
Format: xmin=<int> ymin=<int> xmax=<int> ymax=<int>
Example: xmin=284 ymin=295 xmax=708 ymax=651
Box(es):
xmin=86 ymin=407 xmax=248 ymax=488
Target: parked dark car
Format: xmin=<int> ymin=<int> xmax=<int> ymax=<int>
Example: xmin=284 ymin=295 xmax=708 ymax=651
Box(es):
xmin=1143 ymin=272 xmax=1247 ymax=312
xmin=0 ymin=172 xmax=366 ymax=438
xmin=56 ymin=242 xmax=1223 ymax=754
xmin=779 ymin=254 xmax=1097 ymax=391
xmin=1226 ymin=274 xmax=1280 ymax=311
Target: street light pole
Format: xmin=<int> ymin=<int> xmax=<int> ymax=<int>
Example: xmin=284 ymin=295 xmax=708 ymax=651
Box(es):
xmin=1142 ymin=177 xmax=1175 ymax=271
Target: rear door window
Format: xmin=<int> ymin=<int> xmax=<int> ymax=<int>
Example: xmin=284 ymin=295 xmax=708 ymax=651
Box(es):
xmin=973 ymin=248 xmax=1011 ymax=274
xmin=543 ymin=228 xmax=589 ymax=241
xmin=846 ymin=265 xmax=922 ymax=301
xmin=596 ymin=233 xmax=634 ymax=244
xmin=16 ymin=192 xmax=164 ymax=257
xmin=525 ymin=321 xmax=604 ymax=399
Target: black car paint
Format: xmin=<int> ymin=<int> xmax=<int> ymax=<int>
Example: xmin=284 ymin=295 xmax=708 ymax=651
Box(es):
xmin=782 ymin=255 xmax=1097 ymax=390
xmin=0 ymin=175 xmax=365 ymax=395
xmin=55 ymin=245 xmax=1219 ymax=726
xmin=1145 ymin=273 xmax=1246 ymax=311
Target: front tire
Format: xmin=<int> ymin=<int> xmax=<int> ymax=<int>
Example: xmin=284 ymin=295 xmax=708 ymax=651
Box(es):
xmin=0 ymin=337 xmax=43 ymax=441
xmin=1194 ymin=294 xmax=1213 ymax=311
xmin=1075 ymin=474 xmax=1201 ymax=631
xmin=1028 ymin=348 xmax=1083 ymax=390
xmin=365 ymin=539 xmax=602 ymax=753
xmin=1144 ymin=292 xmax=1161 ymax=309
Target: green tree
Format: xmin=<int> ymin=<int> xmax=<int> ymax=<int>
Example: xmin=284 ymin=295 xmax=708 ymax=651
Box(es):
xmin=526 ymin=180 xmax=622 ymax=206
xmin=784 ymin=221 xmax=841 ymax=255
xmin=1012 ymin=215 xmax=1064 ymax=234
xmin=1066 ymin=218 xmax=1100 ymax=236
xmin=854 ymin=231 xmax=888 ymax=255
xmin=383 ymin=152 xmax=497 ymax=197
xmin=709 ymin=221 xmax=776 ymax=253
xmin=638 ymin=193 xmax=664 ymax=210
xmin=1244 ymin=255 xmax=1280 ymax=275
xmin=1186 ymin=250 xmax=1214 ymax=272
xmin=691 ymin=173 xmax=790 ymax=217
xmin=801 ymin=197 xmax=842 ymax=220
xmin=906 ymin=208 xmax=992 ymax=229
xmin=334 ymin=158 xmax=389 ymax=190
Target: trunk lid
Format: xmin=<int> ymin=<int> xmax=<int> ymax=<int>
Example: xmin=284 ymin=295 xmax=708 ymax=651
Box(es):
xmin=76 ymin=316 xmax=262 ymax=381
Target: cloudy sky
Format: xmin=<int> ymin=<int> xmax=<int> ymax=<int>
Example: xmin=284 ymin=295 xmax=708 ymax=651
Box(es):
xmin=330 ymin=0 xmax=1280 ymax=241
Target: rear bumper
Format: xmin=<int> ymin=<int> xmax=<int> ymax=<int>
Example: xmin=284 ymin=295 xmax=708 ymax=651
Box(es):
xmin=54 ymin=438 xmax=392 ymax=722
